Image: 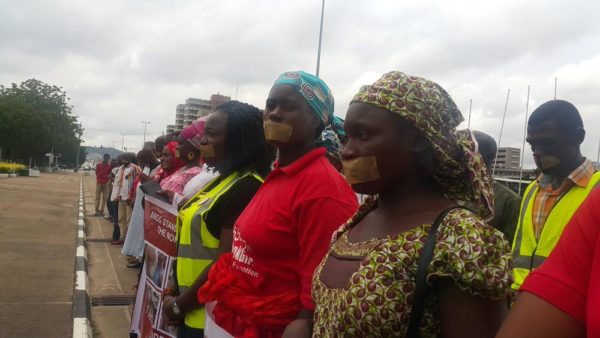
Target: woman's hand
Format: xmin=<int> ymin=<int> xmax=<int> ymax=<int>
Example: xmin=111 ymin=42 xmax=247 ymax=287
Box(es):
xmin=162 ymin=295 xmax=185 ymax=325
xmin=282 ymin=319 xmax=312 ymax=338
xmin=139 ymin=173 xmax=151 ymax=183
xmin=157 ymin=189 xmax=175 ymax=204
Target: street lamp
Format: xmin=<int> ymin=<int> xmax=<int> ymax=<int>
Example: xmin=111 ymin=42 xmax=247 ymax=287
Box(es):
xmin=315 ymin=0 xmax=326 ymax=77
xmin=141 ymin=121 xmax=151 ymax=146
xmin=120 ymin=133 xmax=126 ymax=151
xmin=75 ymin=123 xmax=83 ymax=171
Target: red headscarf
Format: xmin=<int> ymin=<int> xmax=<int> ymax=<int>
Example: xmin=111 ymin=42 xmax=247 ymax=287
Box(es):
xmin=155 ymin=141 xmax=185 ymax=181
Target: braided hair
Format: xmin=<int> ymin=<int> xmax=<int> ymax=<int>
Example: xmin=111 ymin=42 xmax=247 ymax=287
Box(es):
xmin=215 ymin=101 xmax=275 ymax=177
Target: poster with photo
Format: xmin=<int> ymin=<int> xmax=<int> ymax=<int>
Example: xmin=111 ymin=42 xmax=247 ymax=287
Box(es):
xmin=130 ymin=195 xmax=178 ymax=338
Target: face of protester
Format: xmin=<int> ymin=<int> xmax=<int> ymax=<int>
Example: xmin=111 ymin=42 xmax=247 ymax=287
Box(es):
xmin=138 ymin=150 xmax=156 ymax=168
xmin=527 ymin=119 xmax=581 ymax=175
xmin=264 ymin=84 xmax=321 ymax=149
xmin=155 ymin=144 xmax=164 ymax=159
xmin=200 ymin=110 xmax=228 ymax=170
xmin=161 ymin=148 xmax=174 ymax=171
xmin=342 ymin=102 xmax=419 ymax=195
xmin=176 ymin=136 xmax=197 ymax=164
xmin=103 ymin=154 xmax=110 ymax=163
xmin=110 ymin=159 xmax=118 ymax=168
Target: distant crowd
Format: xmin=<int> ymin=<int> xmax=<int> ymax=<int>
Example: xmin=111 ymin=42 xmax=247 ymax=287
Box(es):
xmin=91 ymin=70 xmax=599 ymax=338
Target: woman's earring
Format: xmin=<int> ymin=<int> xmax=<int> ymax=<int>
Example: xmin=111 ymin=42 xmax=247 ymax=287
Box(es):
xmin=187 ymin=152 xmax=196 ymax=161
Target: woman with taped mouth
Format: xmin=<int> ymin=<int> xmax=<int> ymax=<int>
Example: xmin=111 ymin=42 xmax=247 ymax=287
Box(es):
xmin=311 ymin=71 xmax=513 ymax=338
xmin=198 ymin=71 xmax=358 ymax=337
xmin=161 ymin=101 xmax=274 ymax=338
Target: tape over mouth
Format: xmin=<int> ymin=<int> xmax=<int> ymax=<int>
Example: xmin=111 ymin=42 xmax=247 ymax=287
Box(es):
xmin=200 ymin=144 xmax=216 ymax=158
xmin=342 ymin=156 xmax=381 ymax=185
xmin=264 ymin=121 xmax=294 ymax=143
xmin=537 ymin=155 xmax=560 ymax=170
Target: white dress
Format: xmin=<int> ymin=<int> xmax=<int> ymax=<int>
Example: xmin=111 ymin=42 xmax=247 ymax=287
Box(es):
xmin=122 ymin=166 xmax=158 ymax=258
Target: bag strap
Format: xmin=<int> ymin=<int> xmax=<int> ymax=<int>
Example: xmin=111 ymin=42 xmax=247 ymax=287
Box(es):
xmin=406 ymin=206 xmax=463 ymax=338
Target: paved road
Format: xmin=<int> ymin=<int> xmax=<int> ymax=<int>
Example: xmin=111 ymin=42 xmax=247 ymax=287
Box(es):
xmin=0 ymin=172 xmax=79 ymax=337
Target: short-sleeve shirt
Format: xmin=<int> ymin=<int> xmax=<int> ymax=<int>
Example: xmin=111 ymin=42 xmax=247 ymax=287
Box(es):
xmin=159 ymin=166 xmax=203 ymax=196
xmin=96 ymin=162 xmax=112 ymax=184
xmin=521 ymin=188 xmax=600 ymax=337
xmin=231 ymin=148 xmax=358 ymax=311
xmin=312 ymin=200 xmax=513 ymax=337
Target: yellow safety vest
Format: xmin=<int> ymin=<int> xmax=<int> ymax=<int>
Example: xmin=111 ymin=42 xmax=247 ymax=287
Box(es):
xmin=176 ymin=171 xmax=263 ymax=329
xmin=511 ymin=171 xmax=600 ymax=290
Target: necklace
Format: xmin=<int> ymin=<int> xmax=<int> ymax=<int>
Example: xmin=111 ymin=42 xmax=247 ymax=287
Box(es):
xmin=330 ymin=230 xmax=381 ymax=259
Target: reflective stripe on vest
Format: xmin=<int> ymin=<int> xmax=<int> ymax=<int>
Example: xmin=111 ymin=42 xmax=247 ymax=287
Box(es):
xmin=511 ymin=171 xmax=600 ymax=290
xmin=175 ymin=171 xmax=263 ymax=329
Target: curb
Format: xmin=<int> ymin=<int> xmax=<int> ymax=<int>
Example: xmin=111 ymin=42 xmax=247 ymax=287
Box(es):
xmin=73 ymin=177 xmax=92 ymax=338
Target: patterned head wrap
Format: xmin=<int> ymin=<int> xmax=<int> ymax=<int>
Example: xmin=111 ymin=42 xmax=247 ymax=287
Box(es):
xmin=180 ymin=116 xmax=207 ymax=150
xmin=316 ymin=116 xmax=346 ymax=163
xmin=272 ymin=71 xmax=335 ymax=125
xmin=351 ymin=71 xmax=494 ymax=219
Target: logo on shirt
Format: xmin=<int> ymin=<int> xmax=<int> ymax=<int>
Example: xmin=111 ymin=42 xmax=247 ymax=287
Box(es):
xmin=232 ymin=226 xmax=253 ymax=266
xmin=231 ymin=226 xmax=259 ymax=278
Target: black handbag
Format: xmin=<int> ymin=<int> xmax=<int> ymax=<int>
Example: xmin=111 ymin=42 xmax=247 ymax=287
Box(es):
xmin=406 ymin=206 xmax=462 ymax=338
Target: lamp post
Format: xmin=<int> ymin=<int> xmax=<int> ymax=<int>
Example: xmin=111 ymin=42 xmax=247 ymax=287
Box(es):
xmin=141 ymin=121 xmax=151 ymax=146
xmin=75 ymin=123 xmax=82 ymax=171
xmin=315 ymin=0 xmax=325 ymax=77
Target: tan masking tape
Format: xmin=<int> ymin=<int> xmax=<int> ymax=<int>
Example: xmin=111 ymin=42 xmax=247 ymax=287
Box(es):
xmin=264 ymin=121 xmax=293 ymax=143
xmin=538 ymin=155 xmax=560 ymax=170
xmin=200 ymin=144 xmax=216 ymax=158
xmin=342 ymin=156 xmax=381 ymax=185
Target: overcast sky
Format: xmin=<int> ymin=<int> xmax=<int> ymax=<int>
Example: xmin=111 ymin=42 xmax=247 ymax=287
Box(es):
xmin=2 ymin=0 xmax=600 ymax=168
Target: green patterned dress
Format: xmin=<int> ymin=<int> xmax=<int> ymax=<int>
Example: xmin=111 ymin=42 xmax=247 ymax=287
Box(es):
xmin=312 ymin=199 xmax=512 ymax=337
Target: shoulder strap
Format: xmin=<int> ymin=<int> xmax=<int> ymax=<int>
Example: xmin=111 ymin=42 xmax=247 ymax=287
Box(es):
xmin=406 ymin=206 xmax=463 ymax=338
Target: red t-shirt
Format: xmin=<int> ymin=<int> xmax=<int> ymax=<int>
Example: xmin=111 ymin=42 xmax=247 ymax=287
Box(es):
xmin=95 ymin=162 xmax=112 ymax=184
xmin=521 ymin=188 xmax=600 ymax=337
xmin=231 ymin=148 xmax=358 ymax=310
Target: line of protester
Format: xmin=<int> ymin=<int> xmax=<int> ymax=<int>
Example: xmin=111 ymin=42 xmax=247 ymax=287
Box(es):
xmin=91 ymin=70 xmax=598 ymax=338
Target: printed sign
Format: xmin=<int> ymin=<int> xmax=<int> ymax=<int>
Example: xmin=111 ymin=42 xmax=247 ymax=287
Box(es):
xmin=130 ymin=195 xmax=178 ymax=338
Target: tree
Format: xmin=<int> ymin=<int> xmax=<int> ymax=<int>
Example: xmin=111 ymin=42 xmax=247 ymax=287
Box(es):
xmin=0 ymin=79 xmax=82 ymax=167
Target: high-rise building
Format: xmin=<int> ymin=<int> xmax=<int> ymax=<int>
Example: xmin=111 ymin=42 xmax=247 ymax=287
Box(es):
xmin=168 ymin=94 xmax=231 ymax=133
xmin=493 ymin=147 xmax=521 ymax=170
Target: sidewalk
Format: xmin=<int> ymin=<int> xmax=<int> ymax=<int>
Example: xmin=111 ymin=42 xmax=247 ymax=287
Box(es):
xmin=83 ymin=174 xmax=139 ymax=337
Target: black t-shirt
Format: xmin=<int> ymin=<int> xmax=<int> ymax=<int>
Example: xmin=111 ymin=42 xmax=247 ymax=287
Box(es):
xmin=204 ymin=175 xmax=262 ymax=239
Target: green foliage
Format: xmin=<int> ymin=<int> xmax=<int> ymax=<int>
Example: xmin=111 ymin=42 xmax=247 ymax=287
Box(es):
xmin=0 ymin=79 xmax=83 ymax=167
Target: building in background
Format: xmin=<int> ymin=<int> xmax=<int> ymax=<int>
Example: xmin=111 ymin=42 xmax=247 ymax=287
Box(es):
xmin=168 ymin=94 xmax=231 ymax=133
xmin=491 ymin=146 xmax=538 ymax=181
xmin=493 ymin=147 xmax=520 ymax=170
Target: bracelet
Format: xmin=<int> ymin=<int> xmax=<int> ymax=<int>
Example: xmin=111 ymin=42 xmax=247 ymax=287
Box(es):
xmin=161 ymin=287 xmax=175 ymax=297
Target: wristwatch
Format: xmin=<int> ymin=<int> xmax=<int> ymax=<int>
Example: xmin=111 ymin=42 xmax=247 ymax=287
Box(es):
xmin=172 ymin=301 xmax=182 ymax=316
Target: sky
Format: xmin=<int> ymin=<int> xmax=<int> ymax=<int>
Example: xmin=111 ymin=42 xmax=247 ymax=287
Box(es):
xmin=1 ymin=0 xmax=600 ymax=168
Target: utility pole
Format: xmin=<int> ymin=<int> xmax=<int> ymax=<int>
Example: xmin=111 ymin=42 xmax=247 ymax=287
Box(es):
xmin=141 ymin=121 xmax=151 ymax=146
xmin=75 ymin=124 xmax=82 ymax=171
xmin=467 ymin=99 xmax=472 ymax=129
xmin=121 ymin=134 xmax=125 ymax=151
xmin=315 ymin=0 xmax=325 ymax=77
xmin=492 ymin=89 xmax=511 ymax=177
